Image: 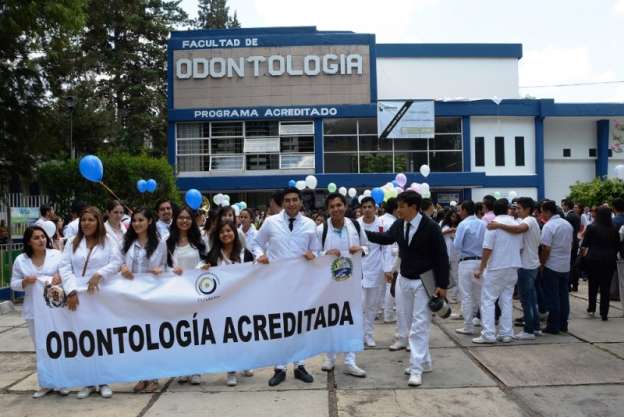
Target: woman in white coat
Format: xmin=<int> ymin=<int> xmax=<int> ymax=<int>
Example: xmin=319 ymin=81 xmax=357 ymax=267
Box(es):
xmin=11 ymin=226 xmax=69 ymax=398
xmin=104 ymin=200 xmax=127 ymax=246
xmin=60 ymin=206 xmax=123 ymax=399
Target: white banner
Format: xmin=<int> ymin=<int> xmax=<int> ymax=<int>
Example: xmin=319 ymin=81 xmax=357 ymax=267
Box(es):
xmin=377 ymin=100 xmax=435 ymax=139
xmin=33 ymin=255 xmax=363 ymax=389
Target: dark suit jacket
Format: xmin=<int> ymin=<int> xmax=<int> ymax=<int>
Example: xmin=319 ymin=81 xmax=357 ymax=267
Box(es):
xmin=366 ymin=215 xmax=449 ymax=289
xmin=564 ymin=211 xmax=581 ymax=246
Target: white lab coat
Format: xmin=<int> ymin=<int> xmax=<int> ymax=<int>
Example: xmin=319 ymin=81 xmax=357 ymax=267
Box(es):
xmin=123 ymin=239 xmax=167 ymax=273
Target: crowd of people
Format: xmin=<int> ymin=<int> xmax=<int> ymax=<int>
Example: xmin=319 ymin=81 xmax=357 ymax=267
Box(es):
xmin=9 ymin=187 xmax=624 ymax=399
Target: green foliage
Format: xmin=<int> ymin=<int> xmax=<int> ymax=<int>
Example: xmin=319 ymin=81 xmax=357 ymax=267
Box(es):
xmin=195 ymin=0 xmax=240 ymax=29
xmin=37 ymin=153 xmax=181 ymax=215
xmin=568 ymin=178 xmax=624 ymax=207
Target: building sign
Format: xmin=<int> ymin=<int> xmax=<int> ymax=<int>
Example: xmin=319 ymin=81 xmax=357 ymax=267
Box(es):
xmin=377 ymin=100 xmax=435 ymax=139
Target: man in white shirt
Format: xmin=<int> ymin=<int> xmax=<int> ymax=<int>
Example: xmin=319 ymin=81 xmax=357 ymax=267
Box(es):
xmin=539 ymin=200 xmax=573 ymax=334
xmin=34 ymin=204 xmax=55 ymax=228
xmin=255 ymin=187 xmax=320 ymax=387
xmin=62 ymin=200 xmax=86 ymax=239
xmin=473 ymin=198 xmax=523 ymax=344
xmin=155 ymin=199 xmax=174 ymax=241
xmin=488 ymin=197 xmax=542 ymax=339
xmin=318 ymin=193 xmax=368 ymax=377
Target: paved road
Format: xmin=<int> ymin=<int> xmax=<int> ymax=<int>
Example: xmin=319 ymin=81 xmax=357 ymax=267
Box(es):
xmin=1 ymin=282 xmax=623 ymax=417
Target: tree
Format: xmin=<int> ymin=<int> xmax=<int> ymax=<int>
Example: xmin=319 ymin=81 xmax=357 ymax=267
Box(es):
xmin=194 ymin=0 xmax=240 ymax=29
xmin=568 ymin=178 xmax=624 ymax=207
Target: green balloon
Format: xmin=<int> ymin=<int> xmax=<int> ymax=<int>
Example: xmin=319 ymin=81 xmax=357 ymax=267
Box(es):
xmin=328 ymin=182 xmax=337 ymax=193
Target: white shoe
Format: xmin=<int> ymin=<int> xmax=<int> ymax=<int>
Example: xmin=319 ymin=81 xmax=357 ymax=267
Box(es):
xmin=32 ymin=388 xmax=51 ymax=399
xmin=513 ymin=331 xmax=536 ymax=340
xmin=455 ymin=327 xmax=476 ymax=335
xmin=587 ymin=311 xmax=595 ymax=318
xmin=364 ymin=335 xmax=376 ymax=347
xmin=99 ymin=384 xmax=113 ymax=398
xmin=450 ymin=313 xmax=463 ymax=320
xmin=321 ymin=358 xmax=335 ymax=371
xmin=190 ymin=374 xmax=201 ymax=385
xmin=383 ymin=318 xmax=397 ymax=324
xmin=344 ymin=364 xmax=366 ymax=378
xmin=534 ymin=330 xmax=543 ymax=337
xmin=404 ymin=364 xmax=432 ymax=375
xmin=472 ymin=336 xmax=496 ymax=344
xmin=472 ymin=317 xmax=481 ymax=327
xmin=226 ymin=372 xmax=237 ymax=386
xmin=408 ymin=374 xmax=422 ymax=386
xmin=242 ymin=370 xmax=254 ymax=377
xmin=497 ymin=335 xmax=513 ymax=343
xmin=77 ymin=386 xmax=96 ymax=399
xmin=57 ymin=388 xmax=70 ymax=396
xmin=388 ymin=341 xmax=408 ymax=351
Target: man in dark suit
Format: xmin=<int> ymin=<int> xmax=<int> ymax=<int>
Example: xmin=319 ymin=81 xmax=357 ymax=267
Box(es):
xmin=561 ymin=199 xmax=581 ymax=291
xmin=366 ymin=190 xmax=449 ymax=387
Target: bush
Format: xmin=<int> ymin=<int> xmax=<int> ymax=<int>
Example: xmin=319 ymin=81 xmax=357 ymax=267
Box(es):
xmin=568 ymin=178 xmax=624 ymax=207
xmin=38 ymin=153 xmax=181 ymax=216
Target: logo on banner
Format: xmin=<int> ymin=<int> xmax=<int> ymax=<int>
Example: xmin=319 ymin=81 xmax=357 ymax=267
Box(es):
xmin=43 ymin=284 xmax=66 ymax=308
xmin=331 ymin=257 xmax=353 ymax=282
xmin=195 ymin=273 xmax=219 ymax=296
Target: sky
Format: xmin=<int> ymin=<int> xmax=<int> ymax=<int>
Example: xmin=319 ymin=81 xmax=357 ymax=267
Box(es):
xmin=179 ymin=0 xmax=624 ymax=102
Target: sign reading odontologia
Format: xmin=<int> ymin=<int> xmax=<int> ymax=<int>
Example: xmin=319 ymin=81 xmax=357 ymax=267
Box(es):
xmin=34 ymin=255 xmax=364 ymax=389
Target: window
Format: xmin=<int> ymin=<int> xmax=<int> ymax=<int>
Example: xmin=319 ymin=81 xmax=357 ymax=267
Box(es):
xmin=359 ymin=135 xmax=393 ymax=151
xmin=245 ymin=121 xmax=278 ymax=137
xmin=589 ymin=148 xmax=597 ymax=157
xmin=210 ymin=156 xmax=244 ymax=171
xmin=495 ymin=136 xmax=505 ymax=166
xmin=177 ymin=123 xmax=205 ymax=138
xmin=430 ymin=151 xmax=462 ymax=172
xmin=475 ymin=137 xmax=485 ymax=167
xmin=515 ymin=136 xmax=525 ymax=166
xmin=430 ymin=134 xmax=461 ymax=150
xmin=280 ymin=154 xmax=315 ymax=169
xmin=609 ymin=149 xmax=613 ymax=157
xmin=280 ymin=136 xmax=314 ymax=153
xmin=435 ymin=117 xmax=462 ymax=134
xmin=246 ymin=154 xmax=279 ymax=170
xmin=212 ymin=137 xmax=243 ymax=154
xmin=324 ymin=153 xmax=358 ymax=173
xmin=360 ymin=153 xmax=394 ymax=173
xmin=563 ymin=148 xmax=571 ymax=157
xmin=394 ymin=152 xmax=428 ymax=173
xmin=177 ymin=156 xmax=209 ymax=172
xmin=323 ymin=118 xmax=357 ymax=135
xmin=211 ymin=121 xmax=243 ymax=137
xmin=324 ymin=136 xmax=357 ymax=152
xmin=177 ymin=139 xmax=209 ymax=155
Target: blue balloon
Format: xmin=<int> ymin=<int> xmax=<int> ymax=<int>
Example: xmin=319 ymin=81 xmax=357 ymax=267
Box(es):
xmin=136 ymin=179 xmax=147 ymax=193
xmin=79 ymin=155 xmax=103 ymax=182
xmin=185 ymin=189 xmax=202 ymax=210
xmin=371 ymin=187 xmax=384 ymax=205
xmin=288 ymin=179 xmax=296 ymax=188
xmin=146 ymin=179 xmax=157 ymax=193
xmin=392 ymin=180 xmax=399 ymax=187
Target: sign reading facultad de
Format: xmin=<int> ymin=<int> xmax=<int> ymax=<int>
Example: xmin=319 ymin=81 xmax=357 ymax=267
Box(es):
xmin=377 ymin=100 xmax=435 ymax=139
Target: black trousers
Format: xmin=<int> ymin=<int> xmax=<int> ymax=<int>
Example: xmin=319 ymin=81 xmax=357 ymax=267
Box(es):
xmin=586 ymin=260 xmax=615 ymax=319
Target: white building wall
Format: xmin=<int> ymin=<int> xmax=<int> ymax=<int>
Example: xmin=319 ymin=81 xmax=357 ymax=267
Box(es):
xmin=607 ymin=118 xmax=624 ymax=178
xmin=377 ymin=57 xmax=519 ymax=100
xmin=471 ymin=187 xmax=537 ymax=202
xmin=470 ymin=117 xmax=535 ymax=175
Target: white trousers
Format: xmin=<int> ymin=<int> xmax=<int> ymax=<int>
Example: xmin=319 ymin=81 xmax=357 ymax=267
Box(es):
xmin=396 ymin=276 xmax=432 ymax=376
xmin=458 ymin=260 xmax=481 ymax=331
xmin=382 ymin=283 xmax=396 ymax=321
xmin=448 ymin=258 xmax=459 ymax=299
xmin=276 ymin=360 xmax=305 ymax=370
xmin=363 ymin=286 xmax=383 ymax=338
xmin=27 ymin=319 xmax=35 ymax=347
xmin=480 ymin=267 xmax=518 ymax=340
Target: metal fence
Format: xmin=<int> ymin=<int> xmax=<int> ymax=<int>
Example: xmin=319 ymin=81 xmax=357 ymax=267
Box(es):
xmin=0 ymin=243 xmax=24 ymax=301
xmin=0 ymin=193 xmax=50 ymax=226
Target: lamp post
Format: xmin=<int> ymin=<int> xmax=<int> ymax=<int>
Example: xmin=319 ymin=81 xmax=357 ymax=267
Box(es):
xmin=65 ymin=96 xmax=76 ymax=159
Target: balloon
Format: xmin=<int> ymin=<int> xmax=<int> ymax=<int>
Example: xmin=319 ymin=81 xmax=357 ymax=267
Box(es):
xmin=419 ymin=164 xmax=431 ymax=178
xmin=410 ymin=182 xmax=418 ymax=189
xmin=239 ymin=201 xmax=247 ymax=209
xmin=145 ymin=179 xmax=157 ymax=193
xmin=392 ymin=180 xmax=399 ymax=188
xmin=232 ymin=205 xmax=241 ymax=216
xmin=395 ymin=173 xmax=407 ymax=187
xmin=396 ymin=187 xmax=404 ymax=193
xmin=411 ymin=184 xmax=421 ymax=193
xmin=79 ymin=155 xmax=103 ymax=182
xmin=136 ymin=179 xmax=147 ymax=193
xmin=421 ymin=190 xmax=431 ymax=198
xmin=348 ymin=187 xmax=357 ymax=198
xmin=213 ymin=193 xmax=223 ymax=205
xmin=616 ymin=165 xmax=624 ymax=180
xmin=450 ymin=201 xmax=457 ymax=207
xmin=338 ymin=186 xmax=347 ymax=196
xmin=305 ymin=175 xmax=318 ymax=189
xmin=288 ymin=179 xmax=296 ymax=188
xmin=295 ymin=180 xmax=306 ymax=190
xmin=185 ymin=189 xmax=202 ymax=209
xmin=494 ymin=191 xmax=502 ymax=199
xmin=221 ymin=200 xmax=230 ymax=207
xmin=371 ymin=187 xmax=384 ymax=205
xmin=384 ymin=182 xmax=394 ymax=190
xmin=508 ymin=191 xmax=518 ymax=200
xmin=222 ymin=194 xmax=230 ymax=203
xmin=363 ymin=189 xmax=371 ymax=197
xmin=328 ymin=182 xmax=337 ymax=193
xmin=358 ymin=195 xmax=365 ymax=204
xmin=421 ymin=183 xmax=430 ymax=192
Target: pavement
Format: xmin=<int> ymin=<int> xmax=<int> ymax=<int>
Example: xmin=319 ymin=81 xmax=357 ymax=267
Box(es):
xmin=1 ymin=282 xmax=624 ymax=417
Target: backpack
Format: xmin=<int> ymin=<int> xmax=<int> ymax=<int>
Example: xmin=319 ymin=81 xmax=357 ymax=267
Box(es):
xmin=322 ymin=218 xmax=361 ymax=248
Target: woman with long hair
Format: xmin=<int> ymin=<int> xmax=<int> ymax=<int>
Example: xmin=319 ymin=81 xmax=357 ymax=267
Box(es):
xmin=202 ymin=206 xmax=246 ymax=251
xmin=104 ymin=200 xmax=127 ymax=246
xmin=59 ymin=207 xmax=123 ymax=399
xmin=239 ymin=208 xmax=262 ymax=257
xmin=580 ymin=206 xmax=620 ymax=321
xmin=11 ymin=226 xmax=68 ymax=398
xmin=204 ymin=220 xmax=254 ymax=386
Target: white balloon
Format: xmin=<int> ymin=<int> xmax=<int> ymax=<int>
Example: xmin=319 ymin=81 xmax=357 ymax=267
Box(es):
xmin=232 ymin=205 xmax=240 ymax=216
xmin=419 ymin=164 xmax=431 ymax=178
xmin=421 ymin=182 xmax=430 ymax=192
xmin=295 ymin=180 xmax=306 ymax=190
xmin=385 ymin=182 xmax=394 ymax=189
xmin=221 ymin=200 xmax=230 ymax=207
xmin=305 ymin=175 xmax=318 ymax=189
xmin=222 ymin=194 xmax=230 ymax=202
xmin=358 ymin=195 xmax=364 ymax=204
xmin=348 ymin=187 xmax=357 ymax=198
xmin=338 ymin=186 xmax=347 ymax=196
xmin=213 ymin=193 xmax=223 ymax=205
xmin=450 ymin=200 xmax=457 ymax=207
xmin=363 ymin=189 xmax=371 ymax=197
xmin=410 ymin=182 xmax=419 ymax=189
xmin=508 ymin=191 xmax=518 ymax=200
xmin=421 ymin=190 xmax=431 ymax=198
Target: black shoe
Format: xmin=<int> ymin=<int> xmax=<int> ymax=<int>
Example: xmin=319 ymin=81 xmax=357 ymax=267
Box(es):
xmin=542 ymin=328 xmax=559 ymax=335
xmin=268 ymin=369 xmax=286 ymax=387
xmin=601 ymin=316 xmax=608 ymax=321
xmin=294 ymin=365 xmax=314 ymax=383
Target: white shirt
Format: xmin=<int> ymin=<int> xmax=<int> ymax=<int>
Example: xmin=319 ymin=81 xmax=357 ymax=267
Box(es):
xmin=172 ymin=243 xmax=202 ymax=270
xmin=34 ymin=217 xmax=47 ymax=228
xmin=317 ymin=216 xmax=369 ymax=256
xmin=541 ymin=214 xmax=573 ymax=273
xmin=403 ymin=213 xmax=423 ymax=245
xmin=441 ymin=225 xmax=458 ymax=262
xmin=156 ymin=219 xmax=172 ymax=241
xmin=60 ymin=235 xmax=123 ymax=294
xmin=240 ymin=224 xmax=262 ymax=257
xmin=217 ymin=248 xmax=249 ymax=266
xmin=380 ymin=213 xmax=399 ymax=273
xmin=63 ymin=218 xmax=80 ymax=239
xmin=483 ymin=215 xmax=523 ymax=271
xmin=104 ymin=221 xmax=126 ymax=247
xmin=520 ymin=216 xmax=541 ymax=270
xmin=123 ymin=239 xmax=167 ymax=273
xmin=357 ymin=216 xmax=391 ymax=288
xmin=10 ymin=249 xmax=62 ymax=319
xmin=255 ymin=211 xmax=321 ymax=261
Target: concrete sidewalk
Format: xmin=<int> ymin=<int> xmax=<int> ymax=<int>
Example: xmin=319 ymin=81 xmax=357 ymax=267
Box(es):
xmin=1 ymin=282 xmax=623 ymax=417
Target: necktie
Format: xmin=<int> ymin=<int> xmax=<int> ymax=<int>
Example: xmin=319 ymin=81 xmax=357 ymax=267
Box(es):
xmin=404 ymin=221 xmax=411 ymax=243
xmin=288 ymin=218 xmax=295 ymax=231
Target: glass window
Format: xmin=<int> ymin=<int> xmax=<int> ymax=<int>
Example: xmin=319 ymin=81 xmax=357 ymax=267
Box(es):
xmin=360 ymin=153 xmax=393 ymax=173
xmin=515 ymin=136 xmax=525 ymax=166
xmin=280 ymin=154 xmax=315 ymax=169
xmin=245 ymin=121 xmax=279 ymax=137
xmin=211 ymin=137 xmax=243 ymax=154
xmin=430 ymin=134 xmax=461 ymax=151
xmin=358 ymin=118 xmax=378 ymax=134
xmin=324 ymin=119 xmax=357 ymax=135
xmin=359 ymin=135 xmax=393 ymax=151
xmin=176 ymin=123 xmax=203 ymax=138
xmin=211 ymin=121 xmax=243 ymax=137
xmin=394 ymin=152 xmax=428 ymax=173
xmin=210 ymin=156 xmax=244 ymax=170
xmin=435 ymin=117 xmax=462 ymax=134
xmin=495 ymin=136 xmax=505 ymax=166
xmin=394 ymin=139 xmax=427 ymax=151
xmin=177 ymin=139 xmax=209 ymax=155
xmin=475 ymin=137 xmax=485 ymax=167
xmin=246 ymin=154 xmax=279 ymax=170
xmin=324 ymin=153 xmax=358 ymax=173
xmin=430 ymin=151 xmax=462 ymax=172
xmin=280 ymin=136 xmax=314 ymax=153
xmin=177 ymin=155 xmax=209 ymax=172
xmin=324 ymin=136 xmax=357 ymax=152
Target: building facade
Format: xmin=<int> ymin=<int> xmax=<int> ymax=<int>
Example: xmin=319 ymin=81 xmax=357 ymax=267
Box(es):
xmin=167 ymin=26 xmax=624 ymax=206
